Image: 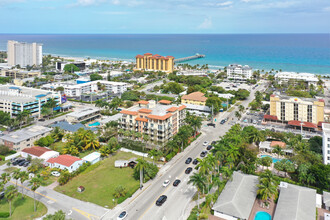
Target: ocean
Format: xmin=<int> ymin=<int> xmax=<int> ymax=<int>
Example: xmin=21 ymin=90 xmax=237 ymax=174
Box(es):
xmin=0 ymin=34 xmax=329 ymax=74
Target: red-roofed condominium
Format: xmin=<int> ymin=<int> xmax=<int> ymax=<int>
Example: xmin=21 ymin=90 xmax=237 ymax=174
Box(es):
xmin=119 ymin=100 xmax=186 ymax=145
xmin=269 ymin=94 xmax=324 ymax=125
xmin=135 ymin=53 xmax=175 ymax=73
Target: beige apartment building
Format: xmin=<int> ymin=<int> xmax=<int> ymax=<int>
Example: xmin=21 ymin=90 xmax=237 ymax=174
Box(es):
xmin=0 ymin=69 xmax=41 ymax=79
xmin=135 ymin=53 xmax=174 ymax=73
xmin=119 ymin=100 xmax=186 ymax=144
xmin=181 ymin=92 xmax=207 ymax=106
xmin=269 ymin=94 xmax=324 ymax=125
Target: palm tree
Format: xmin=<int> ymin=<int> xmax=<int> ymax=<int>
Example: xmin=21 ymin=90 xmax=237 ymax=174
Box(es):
xmin=12 ymin=168 xmax=21 ymax=187
xmin=85 ymin=135 xmax=100 ymax=151
xmin=220 ymin=166 xmax=233 ymax=181
xmin=272 ymin=145 xmax=284 ymax=158
xmin=135 ymin=159 xmax=147 ymax=188
xmin=1 ymin=172 xmax=11 ymax=184
xmin=257 ymin=178 xmax=277 ymax=207
xmin=188 ymin=173 xmax=207 ymax=209
xmin=238 ymin=105 xmax=245 ymax=113
xmin=19 ymin=171 xmax=29 ymax=199
xmin=235 ymin=111 xmax=241 ymax=120
xmin=148 ymin=149 xmax=161 ymax=165
xmin=205 ymin=154 xmax=216 ymax=182
xmin=29 ymin=177 xmax=42 ymax=212
xmin=5 ymin=185 xmax=17 ymax=217
xmin=45 ymin=98 xmax=58 ymax=116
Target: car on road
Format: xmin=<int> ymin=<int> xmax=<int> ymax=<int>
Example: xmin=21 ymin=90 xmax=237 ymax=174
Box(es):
xmin=192 ymin=158 xmax=199 ymax=165
xmin=207 ymin=123 xmax=215 ymax=128
xmin=206 ymin=145 xmax=212 ymax=150
xmin=200 ymin=151 xmax=208 ymax=157
xmin=38 ymin=118 xmax=45 ymax=121
xmin=185 ymin=167 xmax=193 ymax=174
xmin=117 ymin=211 xmax=128 ymax=220
xmin=51 ymin=171 xmax=60 ymax=177
xmin=203 ymin=141 xmax=209 ymax=146
xmin=173 ymin=179 xmax=181 ymax=187
xmin=156 ymin=195 xmax=167 ymax=206
xmin=220 ymin=120 xmax=226 ymax=124
xmin=185 ymin=157 xmax=192 ymax=164
xmin=163 ymin=180 xmax=170 ymax=187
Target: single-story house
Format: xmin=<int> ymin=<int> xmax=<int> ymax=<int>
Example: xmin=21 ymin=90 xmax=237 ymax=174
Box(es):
xmin=259 ymin=141 xmax=293 ymax=156
xmin=273 ymin=182 xmax=316 ymax=220
xmin=46 ymin=154 xmax=83 ymax=173
xmin=50 ymin=121 xmax=97 ymax=134
xmin=212 ymin=171 xmax=259 ymax=220
xmin=21 ymin=146 xmax=59 ymax=164
xmin=115 ymin=159 xmax=137 ymax=168
xmin=324 ymin=191 xmax=330 ymax=211
xmin=82 ymin=152 xmax=101 ymax=165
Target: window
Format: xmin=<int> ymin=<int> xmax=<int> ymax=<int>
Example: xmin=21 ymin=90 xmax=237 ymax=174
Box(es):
xmin=151 ymin=123 xmax=154 ymax=128
xmin=280 ymin=102 xmax=285 ymax=121
xmin=327 ymin=138 xmax=330 ymax=142
xmin=293 ymin=103 xmax=298 ymax=121
xmin=158 ymin=125 xmax=162 ymax=130
xmin=307 ymin=105 xmax=312 ymax=122
xmin=328 ymin=144 xmax=330 ymax=148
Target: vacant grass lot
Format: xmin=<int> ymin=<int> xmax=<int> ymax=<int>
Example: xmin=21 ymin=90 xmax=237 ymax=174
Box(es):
xmin=54 ymin=151 xmax=141 ymax=208
xmin=0 ymin=194 xmax=47 ymax=220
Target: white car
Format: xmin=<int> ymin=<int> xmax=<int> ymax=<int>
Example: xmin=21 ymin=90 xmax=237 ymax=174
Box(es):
xmin=203 ymin=141 xmax=209 ymax=146
xmin=163 ymin=180 xmax=170 ymax=187
xmin=51 ymin=171 xmax=60 ymax=177
xmin=117 ymin=211 xmax=128 ymax=220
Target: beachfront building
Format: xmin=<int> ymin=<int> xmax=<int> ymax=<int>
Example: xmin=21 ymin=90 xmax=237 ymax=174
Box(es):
xmin=0 ymin=85 xmax=61 ymax=118
xmin=66 ymin=108 xmax=101 ymax=124
xmin=0 ymin=125 xmax=52 ymax=151
xmin=273 ymin=182 xmax=316 ymax=220
xmin=181 ymin=92 xmax=207 ymax=106
xmin=212 ymin=171 xmax=259 ymax=220
xmin=0 ymin=69 xmax=41 ymax=79
xmin=42 ymin=80 xmax=128 ymax=97
xmin=275 ymin=72 xmax=319 ymax=87
xmin=55 ymin=61 xmax=86 ymax=72
xmin=7 ymin=40 xmax=42 ymax=67
xmin=119 ymin=100 xmax=186 ymax=145
xmin=322 ymin=123 xmax=330 ymax=165
xmin=227 ymin=64 xmax=252 ymax=80
xmin=265 ymin=94 xmax=324 ymax=127
xmin=135 ymin=53 xmax=174 ymax=73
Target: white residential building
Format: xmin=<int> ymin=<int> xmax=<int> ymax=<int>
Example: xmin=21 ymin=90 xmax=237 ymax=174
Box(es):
xmin=275 ymin=72 xmax=319 ymax=86
xmin=322 ymin=123 xmax=330 ymax=165
xmin=227 ymin=64 xmax=252 ymax=80
xmin=7 ymin=40 xmax=42 ymax=67
xmin=46 ymin=155 xmax=83 ymax=173
xmin=42 ymin=80 xmax=128 ymax=97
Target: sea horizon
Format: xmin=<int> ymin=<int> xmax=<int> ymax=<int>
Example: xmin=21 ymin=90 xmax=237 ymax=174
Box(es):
xmin=0 ymin=33 xmax=329 ymax=74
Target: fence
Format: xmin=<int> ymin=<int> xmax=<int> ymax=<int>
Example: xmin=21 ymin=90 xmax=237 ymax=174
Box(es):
xmin=5 ymin=152 xmax=20 ymax=161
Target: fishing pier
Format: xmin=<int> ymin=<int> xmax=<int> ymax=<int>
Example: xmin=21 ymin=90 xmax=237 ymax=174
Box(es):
xmin=174 ymin=53 xmax=205 ymax=63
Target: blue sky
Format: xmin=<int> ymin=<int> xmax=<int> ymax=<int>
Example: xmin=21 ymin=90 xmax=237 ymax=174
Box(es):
xmin=0 ymin=0 xmax=329 ymax=33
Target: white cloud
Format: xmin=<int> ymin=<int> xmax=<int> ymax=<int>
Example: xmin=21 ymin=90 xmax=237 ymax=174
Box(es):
xmin=254 ymin=1 xmax=297 ymax=9
xmin=324 ymin=6 xmax=330 ymax=11
xmin=197 ymin=17 xmax=212 ymax=29
xmin=76 ymin=0 xmax=100 ymax=6
xmin=241 ymin=0 xmax=262 ymax=3
xmin=98 ymin=11 xmax=128 ymax=15
xmin=216 ymin=1 xmax=233 ymax=7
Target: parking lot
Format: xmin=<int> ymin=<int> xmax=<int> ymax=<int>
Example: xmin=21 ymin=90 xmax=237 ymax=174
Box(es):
xmin=241 ymin=112 xmax=264 ymax=125
xmin=217 ymin=81 xmax=252 ymax=91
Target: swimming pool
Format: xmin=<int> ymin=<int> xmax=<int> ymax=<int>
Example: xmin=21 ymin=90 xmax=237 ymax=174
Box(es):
xmin=88 ymin=121 xmax=100 ymax=127
xmin=260 ymin=155 xmax=281 ymax=163
xmin=254 ymin=211 xmax=271 ymax=220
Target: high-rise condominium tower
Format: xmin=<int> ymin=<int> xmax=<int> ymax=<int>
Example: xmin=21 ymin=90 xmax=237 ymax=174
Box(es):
xmin=7 ymin=40 xmax=43 ymax=67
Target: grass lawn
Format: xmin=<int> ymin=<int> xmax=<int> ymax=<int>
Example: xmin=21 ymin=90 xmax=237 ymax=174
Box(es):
xmin=55 ymin=151 xmax=141 ymax=208
xmin=50 ymin=142 xmax=65 ymax=153
xmin=0 ymin=160 xmax=7 ymax=166
xmin=0 ymin=193 xmax=47 ymax=220
xmin=78 ymin=150 xmax=93 ymax=159
xmin=4 ymin=167 xmax=19 ymax=173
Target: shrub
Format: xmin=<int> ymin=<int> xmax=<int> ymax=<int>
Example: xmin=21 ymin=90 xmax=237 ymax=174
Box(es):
xmin=0 ymin=212 xmax=10 ymax=218
xmin=165 ymin=151 xmax=176 ymax=162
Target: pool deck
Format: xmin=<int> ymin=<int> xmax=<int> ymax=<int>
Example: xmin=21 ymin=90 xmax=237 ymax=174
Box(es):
xmin=248 ymin=198 xmax=276 ymax=220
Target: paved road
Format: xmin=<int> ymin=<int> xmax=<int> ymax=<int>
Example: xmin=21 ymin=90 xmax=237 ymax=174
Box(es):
xmin=105 ymin=81 xmax=267 ymax=220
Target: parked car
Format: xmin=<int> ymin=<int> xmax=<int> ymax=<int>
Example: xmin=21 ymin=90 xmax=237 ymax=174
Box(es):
xmin=51 ymin=171 xmax=60 ymax=177
xmin=12 ymin=159 xmax=24 ymax=166
xmin=173 ymin=179 xmax=181 ymax=187
xmin=18 ymin=160 xmax=26 ymax=166
xmin=117 ymin=211 xmax=128 ymax=220
xmin=192 ymin=158 xmax=199 ymax=165
xmin=185 ymin=167 xmax=193 ymax=174
xmin=163 ymin=180 xmax=170 ymax=187
xmin=203 ymin=141 xmax=209 ymax=146
xmin=23 ymin=161 xmax=30 ymax=167
xmin=206 ymin=145 xmax=212 ymax=150
xmin=207 ymin=123 xmax=216 ymax=128
xmin=200 ymin=151 xmax=208 ymax=157
xmin=185 ymin=157 xmax=192 ymax=164
xmin=156 ymin=195 xmax=167 ymax=206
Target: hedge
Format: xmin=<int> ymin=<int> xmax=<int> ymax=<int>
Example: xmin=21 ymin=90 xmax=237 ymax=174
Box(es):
xmin=0 ymin=212 xmax=10 ymax=218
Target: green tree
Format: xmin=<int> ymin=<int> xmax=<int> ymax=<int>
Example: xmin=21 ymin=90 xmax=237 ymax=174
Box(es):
xmin=29 ymin=177 xmax=42 ymax=212
xmin=113 ymin=185 xmax=127 ymax=198
xmin=135 ymin=159 xmax=147 ymax=188
xmin=63 ymin=64 xmax=79 ymax=73
xmin=272 ymin=145 xmax=284 ymax=158
xmin=90 ymin=73 xmax=103 ymax=81
xmin=5 ymin=185 xmax=17 ymax=217
xmin=19 ymin=171 xmax=29 ymax=199
xmin=43 ymin=210 xmax=66 ymax=220
xmin=1 ymin=172 xmax=11 ymax=184
xmin=12 ymin=168 xmax=21 ymax=187
xmin=235 ymin=111 xmax=241 ymax=120
xmin=206 ymin=96 xmax=222 ymax=113
xmin=188 ymin=173 xmax=207 ymax=209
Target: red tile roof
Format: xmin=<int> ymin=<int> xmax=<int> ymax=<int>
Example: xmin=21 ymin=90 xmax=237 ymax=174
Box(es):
xmin=47 ymin=155 xmax=81 ymax=167
xmin=319 ymin=99 xmax=325 ymax=102
xmin=138 ymin=108 xmax=152 ymax=113
xmin=120 ymin=110 xmax=138 ymax=115
xmin=166 ymin=56 xmax=174 ymax=59
xmin=137 ymin=100 xmax=149 ymax=105
xmin=270 ymin=94 xmax=276 ymax=97
xmin=288 ymin=120 xmax=317 ymax=128
xmin=166 ymin=107 xmax=178 ymax=112
xmin=178 ymin=105 xmax=186 ymax=111
xmin=148 ymin=113 xmax=172 ymax=120
xmin=182 ymin=92 xmax=207 ymax=102
xmin=144 ymin=53 xmax=152 ymax=56
xmin=136 ymin=55 xmax=144 ymax=58
xmin=270 ymin=141 xmax=286 ymax=148
xmin=318 ymin=121 xmax=330 ymax=127
xmin=263 ymin=115 xmax=278 ymax=120
xmin=136 ymin=117 xmax=148 ymax=122
xmin=159 ymin=100 xmax=172 ymax=104
xmin=22 ymin=146 xmax=52 ymax=157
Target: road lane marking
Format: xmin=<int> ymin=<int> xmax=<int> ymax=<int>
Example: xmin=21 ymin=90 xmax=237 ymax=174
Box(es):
xmin=10 ymin=181 xmax=56 ymax=202
xmin=72 ymin=207 xmax=99 ymax=220
xmin=128 ymin=183 xmax=151 ymax=205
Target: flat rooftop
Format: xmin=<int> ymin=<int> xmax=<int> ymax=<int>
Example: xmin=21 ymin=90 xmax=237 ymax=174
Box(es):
xmin=129 ymin=103 xmax=180 ymax=116
xmin=66 ymin=108 xmax=100 ymax=118
xmin=0 ymin=125 xmax=52 ymax=144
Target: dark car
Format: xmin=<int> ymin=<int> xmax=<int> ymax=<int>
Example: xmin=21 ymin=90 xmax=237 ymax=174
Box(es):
xmin=173 ymin=179 xmax=181 ymax=187
xmin=211 ymin=141 xmax=216 ymax=146
xmin=220 ymin=120 xmax=226 ymax=124
xmin=207 ymin=123 xmax=215 ymax=128
xmin=185 ymin=167 xmax=193 ymax=174
xmin=18 ymin=160 xmax=26 ymax=166
xmin=13 ymin=159 xmax=24 ymax=166
xmin=156 ymin=195 xmax=167 ymax=206
xmin=192 ymin=158 xmax=199 ymax=165
xmin=206 ymin=145 xmax=213 ymax=150
xmin=0 ymin=191 xmax=4 ymax=200
xmin=23 ymin=161 xmax=30 ymax=167
xmin=185 ymin=157 xmax=192 ymax=164
xmin=200 ymin=151 xmax=207 ymax=157
xmin=38 ymin=118 xmax=45 ymax=121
